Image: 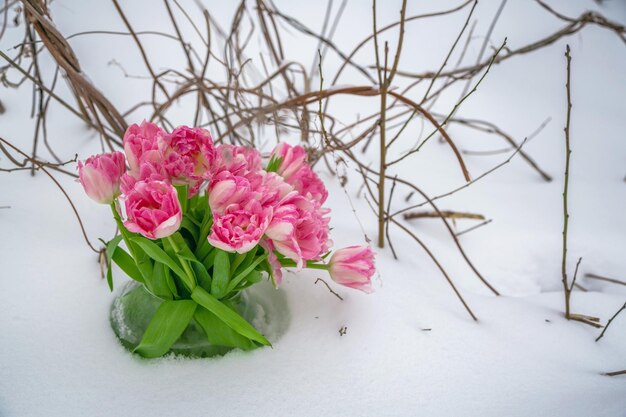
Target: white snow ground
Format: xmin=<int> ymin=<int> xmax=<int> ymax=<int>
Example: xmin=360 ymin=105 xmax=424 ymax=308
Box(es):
xmin=1 ymin=1 xmax=625 ymax=416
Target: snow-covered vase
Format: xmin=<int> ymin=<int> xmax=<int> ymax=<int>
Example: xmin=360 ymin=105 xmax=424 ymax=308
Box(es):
xmin=110 ymin=280 xmax=289 ymax=358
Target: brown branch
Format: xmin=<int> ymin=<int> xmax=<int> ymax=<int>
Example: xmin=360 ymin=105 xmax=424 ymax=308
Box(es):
xmin=392 ymin=10 xmax=626 ymax=79
xmin=404 ymin=210 xmax=485 ymax=221
xmin=562 ymin=44 xmax=573 ymax=319
xmin=314 ymin=278 xmax=344 ymax=301
xmin=390 ymin=217 xmax=478 ymax=321
xmin=585 ymin=273 xmax=626 ymax=287
xmin=455 ymin=219 xmax=493 ymax=237
xmin=604 ymin=370 xmax=626 ymax=377
xmin=596 ymin=301 xmax=626 ymax=342
xmin=0 ymin=137 xmax=98 ymax=253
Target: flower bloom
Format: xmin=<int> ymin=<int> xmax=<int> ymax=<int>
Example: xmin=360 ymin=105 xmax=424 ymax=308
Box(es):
xmin=160 ymin=126 xmax=215 ymax=187
xmin=272 ymin=143 xmax=307 ymax=179
xmin=122 ymin=180 xmax=182 ymax=240
xmin=265 ymin=195 xmax=331 ymax=268
xmin=123 ymin=121 xmax=164 ymax=175
xmin=328 ymin=246 xmax=375 ymax=293
xmin=120 ymin=161 xmax=168 ymax=195
xmin=271 ymin=143 xmax=328 ymax=205
xmin=287 ymin=164 xmax=328 ymax=205
xmin=78 ymin=151 xmax=126 ymax=204
xmin=208 ymin=171 xmax=259 ymax=215
xmin=208 ymin=200 xmax=272 ymax=253
xmin=214 ymin=144 xmax=262 ymax=176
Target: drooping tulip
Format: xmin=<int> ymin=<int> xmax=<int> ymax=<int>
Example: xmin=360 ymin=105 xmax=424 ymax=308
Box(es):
xmin=328 ymin=246 xmax=375 ymax=293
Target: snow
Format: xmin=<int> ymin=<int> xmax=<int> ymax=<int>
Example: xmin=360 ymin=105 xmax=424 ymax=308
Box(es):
xmin=1 ymin=1 xmax=626 ymax=416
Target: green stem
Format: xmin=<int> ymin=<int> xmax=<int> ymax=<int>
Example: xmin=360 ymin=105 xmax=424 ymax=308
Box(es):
xmin=110 ymin=202 xmax=154 ymax=282
xmin=110 ymin=202 xmax=135 ymax=257
xmin=280 ymin=259 xmax=330 ymax=271
xmin=166 ymin=235 xmax=197 ymax=291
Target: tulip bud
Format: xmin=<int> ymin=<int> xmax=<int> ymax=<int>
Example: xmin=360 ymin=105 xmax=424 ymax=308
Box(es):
xmin=328 ymin=246 xmax=375 ymax=293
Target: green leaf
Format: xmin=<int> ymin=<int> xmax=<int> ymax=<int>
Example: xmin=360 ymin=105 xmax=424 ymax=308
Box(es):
xmin=194 ymin=306 xmax=256 ymax=350
xmin=266 ymin=155 xmax=282 ymax=172
xmin=201 ymin=249 xmax=216 ymax=271
xmin=111 ymin=247 xmax=144 ymax=283
xmin=169 ymin=233 xmax=198 ymax=263
xmin=104 ymin=234 xmax=124 ymax=291
xmin=226 ymin=254 xmax=268 ymax=293
xmin=229 ymin=270 xmax=262 ymax=295
xmin=185 ymin=214 xmax=202 ymax=228
xmin=230 ymin=252 xmax=247 ymax=276
xmin=134 ymin=299 xmax=197 ymax=358
xmin=168 ymin=233 xmax=211 ymax=290
xmin=131 ymin=237 xmax=186 ymax=281
xmin=175 ymin=184 xmax=188 ymax=213
xmin=246 ymin=269 xmax=262 ymax=284
xmin=147 ymin=262 xmax=173 ymax=300
xmin=163 ymin=266 xmax=179 ymax=299
xmin=211 ymin=250 xmax=231 ymax=299
xmin=262 ymin=257 xmax=278 ymax=288
xmin=191 ymin=286 xmax=270 ymax=346
xmin=180 ymin=218 xmax=199 ymax=242
xmin=233 ymin=248 xmax=257 ymax=275
xmin=191 ymin=261 xmax=212 ymax=291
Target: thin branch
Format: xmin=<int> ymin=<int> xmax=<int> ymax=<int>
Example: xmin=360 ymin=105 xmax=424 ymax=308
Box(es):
xmin=315 ymin=278 xmax=344 ymax=301
xmin=0 ymin=137 xmax=98 ymax=253
xmin=562 ymin=44 xmax=573 ymax=319
xmin=585 ymin=273 xmax=626 ymax=287
xmin=595 ymin=301 xmax=626 ymax=342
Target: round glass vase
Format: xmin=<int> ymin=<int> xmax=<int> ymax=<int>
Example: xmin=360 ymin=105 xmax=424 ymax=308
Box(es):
xmin=110 ymin=280 xmax=289 ymax=358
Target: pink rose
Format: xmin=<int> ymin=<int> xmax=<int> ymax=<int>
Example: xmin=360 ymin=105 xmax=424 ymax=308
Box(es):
xmin=159 ymin=126 xmax=215 ymax=186
xmin=122 ymin=180 xmax=182 ymax=240
xmin=328 ymin=246 xmax=375 ymax=293
xmin=208 ymin=200 xmax=272 ymax=253
xmin=123 ymin=121 xmax=164 ymax=175
xmin=271 ymin=143 xmax=328 ymax=205
xmin=78 ymin=151 xmax=126 ymax=204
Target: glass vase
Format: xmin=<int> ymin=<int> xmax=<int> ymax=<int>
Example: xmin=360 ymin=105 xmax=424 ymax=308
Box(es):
xmin=110 ymin=280 xmax=289 ymax=358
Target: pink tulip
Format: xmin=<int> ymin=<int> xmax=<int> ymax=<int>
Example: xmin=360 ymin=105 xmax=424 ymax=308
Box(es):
xmin=214 ymin=144 xmax=262 ymax=176
xmin=271 ymin=143 xmax=328 ymax=205
xmin=208 ymin=171 xmax=259 ymax=215
xmin=265 ymin=195 xmax=331 ymax=267
xmin=272 ymin=143 xmax=307 ymax=179
xmin=208 ymin=200 xmax=272 ymax=253
xmin=78 ymin=151 xmax=126 ymax=204
xmin=122 ymin=180 xmax=182 ymax=240
xmin=120 ymin=161 xmax=168 ymax=195
xmin=328 ymin=246 xmax=375 ymax=293
xmin=123 ymin=121 xmax=164 ymax=175
xmin=160 ymin=126 xmax=215 ymax=186
xmin=287 ymin=164 xmax=328 ymax=206
xmin=256 ymin=172 xmax=296 ymax=209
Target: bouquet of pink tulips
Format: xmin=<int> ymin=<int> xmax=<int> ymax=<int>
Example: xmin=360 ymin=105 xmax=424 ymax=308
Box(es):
xmin=78 ymin=121 xmax=375 ymax=358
